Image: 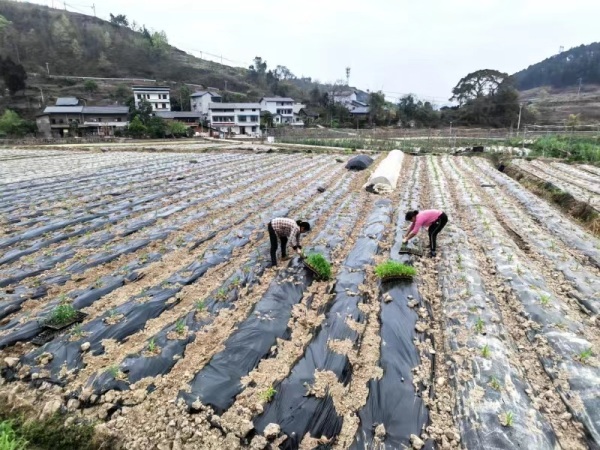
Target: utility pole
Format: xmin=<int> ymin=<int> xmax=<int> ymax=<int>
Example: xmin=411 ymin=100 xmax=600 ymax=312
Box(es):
xmin=517 ymin=103 xmax=523 ymax=135
xmin=46 ymin=62 xmax=50 ymax=76
xmin=39 ymin=87 xmax=45 ymax=104
xmin=346 ymin=67 xmax=351 ymax=86
xmin=577 ymin=77 xmax=582 ymax=97
xmin=92 ymin=3 xmax=96 ymax=16
xmin=63 ymin=2 xmax=66 ymax=10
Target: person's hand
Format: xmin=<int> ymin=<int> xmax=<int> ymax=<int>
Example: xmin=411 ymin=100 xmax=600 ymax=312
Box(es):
xmin=402 ymin=238 xmax=408 ymax=244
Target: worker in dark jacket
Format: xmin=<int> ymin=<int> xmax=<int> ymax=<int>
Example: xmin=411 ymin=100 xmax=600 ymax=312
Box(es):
xmin=268 ymin=218 xmax=311 ymax=266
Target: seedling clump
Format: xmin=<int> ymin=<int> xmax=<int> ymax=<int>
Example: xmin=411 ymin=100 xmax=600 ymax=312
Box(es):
xmin=147 ymin=338 xmax=158 ymax=353
xmin=260 ymin=385 xmax=277 ymax=402
xmin=539 ymin=294 xmax=551 ymax=307
xmin=374 ymin=261 xmax=417 ymax=280
xmin=305 ymin=253 xmax=332 ymax=280
xmin=175 ymin=320 xmax=186 ymax=334
xmin=474 ymin=317 xmax=485 ymax=334
xmin=481 ymin=344 xmax=491 ymax=358
xmin=46 ymin=304 xmax=77 ymax=326
xmin=500 ymin=411 xmax=514 ymax=427
xmin=578 ymin=347 xmax=593 ymax=363
xmin=489 ymin=376 xmax=501 ymax=391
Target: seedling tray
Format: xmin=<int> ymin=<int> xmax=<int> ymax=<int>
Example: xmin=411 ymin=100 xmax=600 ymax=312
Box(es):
xmin=39 ymin=311 xmax=87 ymax=331
xmin=399 ymin=245 xmax=423 ymax=257
xmin=31 ymin=328 xmax=63 ymax=346
xmin=380 ymin=274 xmax=414 ymax=283
xmin=302 ymin=260 xmax=326 ymax=280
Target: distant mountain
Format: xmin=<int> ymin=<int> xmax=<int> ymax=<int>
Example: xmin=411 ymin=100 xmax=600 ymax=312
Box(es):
xmin=0 ymin=0 xmax=358 ymax=116
xmin=514 ymin=42 xmax=600 ymax=91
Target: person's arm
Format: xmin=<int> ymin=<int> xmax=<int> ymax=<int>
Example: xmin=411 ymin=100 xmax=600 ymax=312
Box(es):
xmin=403 ymin=222 xmax=414 ymax=239
xmin=290 ymin=227 xmax=302 ymax=254
xmin=403 ymin=218 xmax=422 ymax=243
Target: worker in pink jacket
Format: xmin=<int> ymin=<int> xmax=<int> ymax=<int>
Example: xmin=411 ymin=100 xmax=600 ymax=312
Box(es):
xmin=402 ymin=209 xmax=448 ymax=257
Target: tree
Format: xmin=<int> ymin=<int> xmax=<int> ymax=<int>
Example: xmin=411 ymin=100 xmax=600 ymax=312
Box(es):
xmin=0 ymin=56 xmax=27 ymax=95
xmin=309 ymin=87 xmax=321 ymax=106
xmin=84 ymin=79 xmax=98 ymax=94
xmin=566 ymin=113 xmax=580 ymax=132
xmin=260 ymin=111 xmax=273 ymax=131
xmin=0 ymin=109 xmax=22 ymax=136
xmin=109 ymin=13 xmax=129 ymax=27
xmin=369 ymin=91 xmax=386 ymax=125
xmin=113 ymin=84 xmax=130 ymax=103
xmin=274 ymin=65 xmax=295 ymax=80
xmin=398 ymin=94 xmax=440 ymax=128
xmin=127 ymin=116 xmax=146 ymax=138
xmin=146 ymin=117 xmax=167 ymax=138
xmin=167 ymin=121 xmax=188 ymax=138
xmin=450 ymin=69 xmax=508 ymax=105
xmin=128 ymin=99 xmax=153 ymax=124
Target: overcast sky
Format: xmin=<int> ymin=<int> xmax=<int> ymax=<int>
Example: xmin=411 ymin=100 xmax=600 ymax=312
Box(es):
xmin=27 ymin=0 xmax=600 ymax=105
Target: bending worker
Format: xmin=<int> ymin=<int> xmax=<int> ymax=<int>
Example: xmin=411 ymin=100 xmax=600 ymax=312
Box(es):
xmin=268 ymin=217 xmax=311 ymax=267
xmin=402 ymin=210 xmax=448 ymax=257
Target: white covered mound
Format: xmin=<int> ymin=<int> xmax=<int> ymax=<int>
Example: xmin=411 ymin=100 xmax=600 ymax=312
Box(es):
xmin=363 ymin=149 xmax=404 ymax=193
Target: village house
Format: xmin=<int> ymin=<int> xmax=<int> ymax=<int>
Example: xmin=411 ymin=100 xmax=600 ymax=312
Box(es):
xmin=208 ymin=103 xmax=261 ymax=136
xmin=36 ymin=98 xmax=128 ymax=138
xmin=259 ymin=97 xmax=294 ymax=125
xmin=132 ymin=85 xmax=171 ymax=112
xmin=155 ymin=111 xmax=205 ymax=133
xmin=190 ymin=91 xmax=222 ymax=115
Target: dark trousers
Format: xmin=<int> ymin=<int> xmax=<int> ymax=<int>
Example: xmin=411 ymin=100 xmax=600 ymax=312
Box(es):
xmin=268 ymin=222 xmax=287 ymax=265
xmin=428 ymin=212 xmax=448 ymax=252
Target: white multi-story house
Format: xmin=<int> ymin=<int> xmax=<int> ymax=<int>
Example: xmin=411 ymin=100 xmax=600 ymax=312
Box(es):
xmin=132 ymin=86 xmax=171 ymax=112
xmin=208 ymin=103 xmax=261 ymax=136
xmin=259 ymin=97 xmax=294 ymax=125
xmin=331 ymin=90 xmax=358 ymax=108
xmin=190 ymin=91 xmax=222 ymax=115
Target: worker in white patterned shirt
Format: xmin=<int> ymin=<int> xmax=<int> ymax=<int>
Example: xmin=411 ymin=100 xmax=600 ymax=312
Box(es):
xmin=268 ymin=217 xmax=311 ymax=267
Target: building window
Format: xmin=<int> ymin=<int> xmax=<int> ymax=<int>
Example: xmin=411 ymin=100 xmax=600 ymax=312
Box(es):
xmin=155 ymin=103 xmax=159 ymax=109
xmin=51 ymin=119 xmax=56 ymax=124
xmin=59 ymin=119 xmax=64 ymax=124
xmin=252 ymin=126 xmax=257 ymax=132
xmin=117 ymin=118 xmax=122 ymax=122
xmin=137 ymin=94 xmax=141 ymax=100
xmin=162 ymin=103 xmax=166 ymax=108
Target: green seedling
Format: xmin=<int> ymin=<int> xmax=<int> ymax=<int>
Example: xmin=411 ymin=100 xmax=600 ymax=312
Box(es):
xmin=215 ymin=288 xmax=228 ymax=301
xmin=57 ymin=294 xmax=69 ymax=304
xmin=147 ymin=338 xmax=157 ymax=353
xmin=578 ymin=348 xmax=593 ymax=363
xmin=489 ymin=376 xmax=501 ymax=391
xmin=468 ymin=306 xmax=479 ymax=313
xmin=195 ymin=300 xmax=206 ymax=311
xmin=175 ymin=320 xmax=186 ymax=334
xmin=500 ymin=411 xmax=514 ymax=427
xmin=539 ymin=294 xmax=551 ymax=307
xmin=106 ymin=365 xmax=120 ymax=377
xmin=481 ymin=344 xmax=491 ymax=358
xmin=231 ymin=277 xmax=241 ymax=288
xmin=374 ymin=261 xmax=416 ymax=280
xmin=107 ymin=309 xmax=118 ymax=318
xmin=71 ymin=324 xmax=84 ymax=337
xmin=516 ymin=265 xmax=523 ymax=276
xmin=260 ymin=385 xmax=277 ymax=402
xmin=305 ymin=253 xmax=333 ymax=280
xmin=94 ymin=279 xmax=104 ymax=288
xmin=140 ymin=253 xmax=149 ymax=264
xmin=47 ymin=304 xmax=77 ymax=325
xmin=30 ymin=277 xmax=42 ymax=288
xmin=474 ymin=317 xmax=485 ymax=334
xmin=175 ymin=237 xmax=185 ymax=247
xmin=507 ymin=254 xmax=513 ymax=263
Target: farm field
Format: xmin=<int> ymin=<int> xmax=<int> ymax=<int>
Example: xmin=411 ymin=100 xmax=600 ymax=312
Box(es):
xmin=0 ymin=148 xmax=599 ymax=450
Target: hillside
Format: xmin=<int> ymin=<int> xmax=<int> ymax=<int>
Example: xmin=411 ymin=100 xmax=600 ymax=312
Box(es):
xmin=513 ymin=42 xmax=600 ymax=124
xmin=514 ymin=42 xmax=600 ymax=91
xmin=0 ymin=1 xmax=346 ymax=118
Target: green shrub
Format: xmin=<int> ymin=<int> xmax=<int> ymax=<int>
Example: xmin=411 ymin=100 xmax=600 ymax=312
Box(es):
xmin=0 ymin=421 xmax=27 ymax=450
xmin=374 ymin=261 xmax=417 ymax=279
xmin=305 ymin=253 xmax=332 ymax=280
